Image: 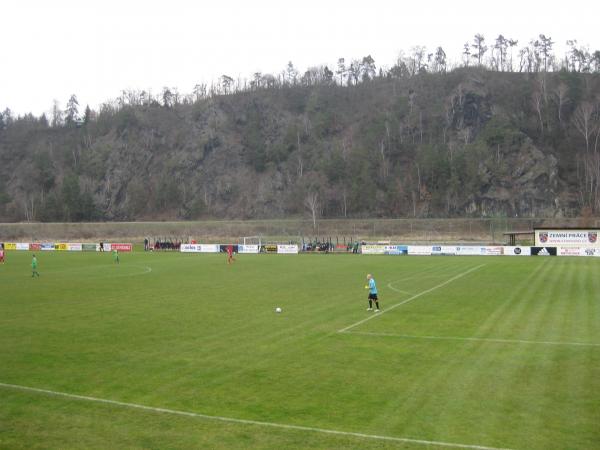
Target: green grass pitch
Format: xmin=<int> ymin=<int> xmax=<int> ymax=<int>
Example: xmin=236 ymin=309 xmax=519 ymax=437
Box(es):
xmin=1 ymin=251 xmax=599 ymax=449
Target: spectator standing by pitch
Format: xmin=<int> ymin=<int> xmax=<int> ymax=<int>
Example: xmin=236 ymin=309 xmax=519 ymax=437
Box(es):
xmin=31 ymin=254 xmax=40 ymax=277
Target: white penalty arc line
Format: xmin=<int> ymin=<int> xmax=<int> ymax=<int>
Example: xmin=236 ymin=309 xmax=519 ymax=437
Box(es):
xmin=0 ymin=382 xmax=514 ymax=450
xmin=339 ymin=264 xmax=487 ymax=333
xmin=345 ymin=331 xmax=600 ymax=347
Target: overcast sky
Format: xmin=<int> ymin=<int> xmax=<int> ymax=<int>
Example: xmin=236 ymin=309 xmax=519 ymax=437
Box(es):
xmin=2 ymin=0 xmax=599 ymax=116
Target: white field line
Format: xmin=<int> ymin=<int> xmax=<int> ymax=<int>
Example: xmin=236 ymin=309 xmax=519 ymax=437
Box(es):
xmin=345 ymin=331 xmax=600 ymax=347
xmin=0 ymin=382 xmax=515 ymax=450
xmin=338 ymin=264 xmax=486 ymax=333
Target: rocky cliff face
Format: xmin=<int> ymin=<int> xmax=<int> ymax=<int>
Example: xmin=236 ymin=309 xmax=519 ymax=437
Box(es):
xmin=0 ymin=69 xmax=597 ymax=222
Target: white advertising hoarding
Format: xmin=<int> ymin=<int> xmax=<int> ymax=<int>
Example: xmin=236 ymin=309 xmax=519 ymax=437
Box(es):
xmin=277 ymin=244 xmax=299 ymax=254
xmin=407 ymin=245 xmax=432 ymax=256
xmin=67 ymin=243 xmax=82 ymax=251
xmin=361 ymin=245 xmax=386 ymax=255
xmin=535 ymin=229 xmax=600 ymax=248
xmin=238 ymin=244 xmax=259 ymax=254
xmin=180 ymin=244 xmax=220 ymax=253
xmin=16 ymin=243 xmax=30 ymax=250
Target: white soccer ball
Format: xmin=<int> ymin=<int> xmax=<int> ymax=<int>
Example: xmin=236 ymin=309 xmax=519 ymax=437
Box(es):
xmin=275 ymin=307 xmax=282 ymax=313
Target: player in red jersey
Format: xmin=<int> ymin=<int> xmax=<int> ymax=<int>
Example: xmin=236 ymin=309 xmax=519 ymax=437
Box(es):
xmin=227 ymin=245 xmax=236 ymax=264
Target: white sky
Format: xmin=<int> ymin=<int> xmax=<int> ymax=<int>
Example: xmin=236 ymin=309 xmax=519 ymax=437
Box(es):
xmin=2 ymin=0 xmax=599 ymax=116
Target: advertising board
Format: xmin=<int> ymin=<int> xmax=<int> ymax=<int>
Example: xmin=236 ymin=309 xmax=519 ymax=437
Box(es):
xmin=67 ymin=243 xmax=83 ymax=251
xmin=82 ymin=243 xmax=96 ymax=251
xmin=111 ymin=243 xmax=133 ymax=252
xmin=4 ymin=243 xmax=16 ymax=250
xmin=41 ymin=243 xmax=55 ymax=251
xmin=29 ymin=243 xmax=41 ymax=251
xmin=535 ymin=229 xmax=600 ymax=248
xmin=531 ymin=247 xmax=557 ymax=256
xmin=277 ymin=244 xmax=299 ymax=254
xmin=55 ymin=243 xmax=68 ymax=251
xmin=199 ymin=244 xmax=220 ymax=253
xmin=361 ymin=245 xmax=386 ymax=255
xmin=454 ymin=246 xmax=482 ymax=256
xmin=558 ymin=247 xmax=582 ymax=256
xmin=407 ymin=245 xmax=432 ymax=256
xmin=482 ymin=246 xmax=503 ymax=256
xmin=238 ymin=244 xmax=259 ymax=254
xmin=384 ymin=245 xmax=408 ymax=255
xmin=16 ymin=243 xmax=30 ymax=251
xmin=180 ymin=244 xmax=199 ymax=253
xmin=578 ymin=247 xmax=600 ymax=257
xmin=431 ymin=246 xmax=456 ymax=255
xmin=503 ymin=246 xmax=531 ymax=256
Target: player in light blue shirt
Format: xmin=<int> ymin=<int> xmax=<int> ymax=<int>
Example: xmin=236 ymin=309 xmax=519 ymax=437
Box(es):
xmin=365 ymin=274 xmax=380 ymax=312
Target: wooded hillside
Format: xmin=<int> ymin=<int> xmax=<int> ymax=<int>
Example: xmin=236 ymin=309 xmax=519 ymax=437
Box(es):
xmin=1 ymin=38 xmax=600 ymax=222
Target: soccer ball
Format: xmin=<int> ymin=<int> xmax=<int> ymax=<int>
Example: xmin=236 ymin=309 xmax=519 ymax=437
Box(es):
xmin=275 ymin=307 xmax=282 ymax=313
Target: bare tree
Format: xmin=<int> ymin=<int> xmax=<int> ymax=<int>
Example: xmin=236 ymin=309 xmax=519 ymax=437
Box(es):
xmin=538 ymin=34 xmax=554 ymax=71
xmin=462 ymin=42 xmax=471 ymax=67
xmin=573 ymin=103 xmax=597 ymax=154
xmin=304 ymin=192 xmax=319 ymax=230
xmin=336 ymin=58 xmax=347 ymax=85
xmin=471 ymin=34 xmax=487 ymax=66
xmin=553 ymin=82 xmax=569 ymax=125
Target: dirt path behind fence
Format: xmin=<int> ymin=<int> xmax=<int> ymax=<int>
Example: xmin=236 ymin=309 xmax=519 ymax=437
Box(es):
xmin=0 ymin=218 xmax=597 ymax=244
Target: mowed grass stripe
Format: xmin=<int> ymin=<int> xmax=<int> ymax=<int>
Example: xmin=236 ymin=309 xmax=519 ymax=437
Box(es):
xmin=0 ymin=382 xmax=515 ymax=450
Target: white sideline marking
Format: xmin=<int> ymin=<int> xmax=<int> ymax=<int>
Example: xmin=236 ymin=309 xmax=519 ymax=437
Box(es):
xmin=338 ymin=264 xmax=486 ymax=333
xmin=387 ymin=284 xmax=414 ymax=295
xmin=345 ymin=331 xmax=600 ymax=347
xmin=0 ymin=382 xmax=514 ymax=450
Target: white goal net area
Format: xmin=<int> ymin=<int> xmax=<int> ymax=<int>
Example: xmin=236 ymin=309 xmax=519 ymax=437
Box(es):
xmin=241 ymin=236 xmax=262 ymax=246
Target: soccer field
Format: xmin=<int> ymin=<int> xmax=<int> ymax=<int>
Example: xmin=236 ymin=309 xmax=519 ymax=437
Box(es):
xmin=1 ymin=252 xmax=599 ymax=450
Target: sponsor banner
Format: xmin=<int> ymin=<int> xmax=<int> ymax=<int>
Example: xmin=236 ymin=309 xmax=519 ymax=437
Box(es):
xmin=277 ymin=244 xmax=299 ymax=254
xmin=531 ymin=246 xmax=557 ymax=256
xmin=238 ymin=244 xmax=259 ymax=254
xmin=199 ymin=244 xmax=220 ymax=253
xmin=579 ymin=247 xmax=600 ymax=257
xmin=454 ymin=246 xmax=482 ymax=256
xmin=384 ymin=245 xmax=408 ymax=255
xmin=41 ymin=243 xmax=55 ymax=251
xmin=483 ymin=246 xmax=503 ymax=256
xmin=67 ymin=243 xmax=82 ymax=251
xmin=431 ymin=246 xmax=456 ymax=256
xmin=96 ymin=243 xmax=112 ymax=251
xmin=535 ymin=229 xmax=600 ymax=248
xmin=262 ymin=244 xmax=278 ymax=253
xmin=82 ymin=243 xmax=96 ymax=251
xmin=407 ymin=245 xmax=432 ymax=256
xmin=180 ymin=244 xmax=219 ymax=253
xmin=558 ymin=247 xmax=582 ymax=256
xmin=16 ymin=243 xmax=30 ymax=251
xmin=55 ymin=243 xmax=68 ymax=251
xmin=111 ymin=243 xmax=133 ymax=252
xmin=29 ymin=243 xmax=41 ymax=251
xmin=503 ymin=246 xmax=531 ymax=256
xmin=361 ymin=245 xmax=386 ymax=255
xmin=4 ymin=243 xmax=17 ymax=250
